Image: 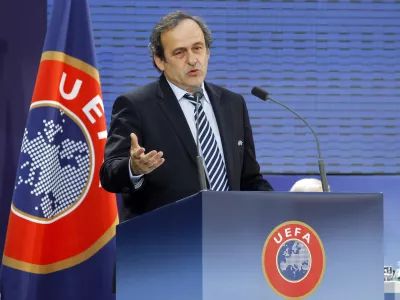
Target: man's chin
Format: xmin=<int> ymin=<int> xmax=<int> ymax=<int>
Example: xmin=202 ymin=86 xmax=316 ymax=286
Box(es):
xmin=185 ymin=78 xmax=204 ymax=88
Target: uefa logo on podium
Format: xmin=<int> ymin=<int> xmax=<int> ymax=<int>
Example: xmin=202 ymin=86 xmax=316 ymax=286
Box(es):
xmin=262 ymin=221 xmax=326 ymax=299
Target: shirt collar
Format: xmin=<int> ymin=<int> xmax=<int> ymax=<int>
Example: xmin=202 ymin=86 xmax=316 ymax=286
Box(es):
xmin=166 ymin=79 xmax=210 ymax=103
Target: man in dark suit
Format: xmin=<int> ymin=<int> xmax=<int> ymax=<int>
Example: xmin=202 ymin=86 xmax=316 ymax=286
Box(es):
xmin=100 ymin=11 xmax=273 ymax=222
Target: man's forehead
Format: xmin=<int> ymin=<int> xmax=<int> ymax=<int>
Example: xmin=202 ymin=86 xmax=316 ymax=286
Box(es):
xmin=161 ymin=20 xmax=205 ymax=47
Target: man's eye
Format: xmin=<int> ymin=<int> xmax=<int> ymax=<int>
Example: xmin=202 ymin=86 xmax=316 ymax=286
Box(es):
xmin=174 ymin=51 xmax=183 ymax=56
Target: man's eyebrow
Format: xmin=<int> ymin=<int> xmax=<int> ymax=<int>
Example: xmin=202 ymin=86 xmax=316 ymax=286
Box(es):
xmin=171 ymin=47 xmax=186 ymax=53
xmin=171 ymin=42 xmax=205 ymax=53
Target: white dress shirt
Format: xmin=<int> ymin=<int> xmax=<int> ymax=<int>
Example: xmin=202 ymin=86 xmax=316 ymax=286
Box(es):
xmin=168 ymin=80 xmax=226 ymax=167
xmin=129 ymin=80 xmax=227 ymax=186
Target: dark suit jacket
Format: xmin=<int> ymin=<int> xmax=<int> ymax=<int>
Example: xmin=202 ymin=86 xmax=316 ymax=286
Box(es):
xmin=100 ymin=74 xmax=273 ymax=221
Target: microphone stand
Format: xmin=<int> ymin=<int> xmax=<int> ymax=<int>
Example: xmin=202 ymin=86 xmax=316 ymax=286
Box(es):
xmin=251 ymin=87 xmax=329 ymax=192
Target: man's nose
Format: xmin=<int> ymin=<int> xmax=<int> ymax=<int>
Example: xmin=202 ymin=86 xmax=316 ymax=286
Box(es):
xmin=187 ymin=50 xmax=198 ymax=66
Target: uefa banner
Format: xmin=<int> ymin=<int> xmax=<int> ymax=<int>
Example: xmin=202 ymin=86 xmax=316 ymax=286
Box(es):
xmin=1 ymin=1 xmax=118 ymax=299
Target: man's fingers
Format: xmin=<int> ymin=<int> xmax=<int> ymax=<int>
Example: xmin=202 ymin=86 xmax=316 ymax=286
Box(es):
xmin=130 ymin=147 xmax=165 ymax=175
xmin=130 ymin=133 xmax=140 ymax=150
xmin=140 ymin=150 xmax=159 ymax=164
xmin=144 ymin=157 xmax=165 ymax=173
xmin=144 ymin=152 xmax=164 ymax=167
xmin=152 ymin=158 xmax=165 ymax=169
xmin=133 ymin=147 xmax=145 ymax=159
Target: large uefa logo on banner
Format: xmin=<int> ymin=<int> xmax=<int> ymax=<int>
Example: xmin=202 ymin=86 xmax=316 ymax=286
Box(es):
xmin=12 ymin=101 xmax=93 ymax=222
xmin=3 ymin=52 xmax=118 ymax=274
xmin=262 ymin=221 xmax=325 ymax=299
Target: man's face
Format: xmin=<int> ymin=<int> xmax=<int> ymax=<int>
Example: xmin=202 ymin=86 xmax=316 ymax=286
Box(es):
xmin=154 ymin=19 xmax=210 ymax=94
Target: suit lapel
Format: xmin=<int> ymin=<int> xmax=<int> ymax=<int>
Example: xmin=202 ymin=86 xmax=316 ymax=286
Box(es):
xmin=155 ymin=75 xmax=197 ymax=163
xmin=205 ymin=82 xmax=235 ymax=188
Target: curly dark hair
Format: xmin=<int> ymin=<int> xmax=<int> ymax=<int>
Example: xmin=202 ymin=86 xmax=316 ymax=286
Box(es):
xmin=148 ymin=11 xmax=213 ymax=72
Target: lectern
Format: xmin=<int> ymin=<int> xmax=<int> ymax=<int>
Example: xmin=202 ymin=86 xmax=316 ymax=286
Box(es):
xmin=116 ymin=191 xmax=383 ymax=300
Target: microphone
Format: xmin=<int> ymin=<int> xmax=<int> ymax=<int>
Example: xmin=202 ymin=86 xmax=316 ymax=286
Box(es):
xmin=193 ymin=87 xmax=207 ymax=191
xmin=251 ymin=86 xmax=329 ymax=192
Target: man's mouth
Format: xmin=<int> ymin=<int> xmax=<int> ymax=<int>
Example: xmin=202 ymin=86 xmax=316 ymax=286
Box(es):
xmin=187 ymin=69 xmax=200 ymax=75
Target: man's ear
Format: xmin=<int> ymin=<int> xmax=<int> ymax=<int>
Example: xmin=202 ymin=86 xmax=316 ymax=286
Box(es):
xmin=154 ymin=56 xmax=165 ymax=72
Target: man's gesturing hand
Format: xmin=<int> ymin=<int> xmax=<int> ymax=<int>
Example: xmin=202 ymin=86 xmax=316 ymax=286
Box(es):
xmin=130 ymin=133 xmax=165 ymax=175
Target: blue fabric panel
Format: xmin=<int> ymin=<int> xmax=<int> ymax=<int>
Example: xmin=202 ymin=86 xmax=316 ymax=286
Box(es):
xmin=48 ymin=0 xmax=400 ymax=174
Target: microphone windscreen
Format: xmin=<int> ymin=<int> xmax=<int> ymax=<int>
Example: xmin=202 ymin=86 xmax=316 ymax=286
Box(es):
xmin=251 ymin=86 xmax=269 ymax=101
xmin=193 ymin=87 xmax=204 ymax=100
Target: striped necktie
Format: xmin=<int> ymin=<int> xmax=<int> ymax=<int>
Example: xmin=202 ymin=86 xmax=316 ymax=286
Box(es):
xmin=183 ymin=93 xmax=229 ymax=191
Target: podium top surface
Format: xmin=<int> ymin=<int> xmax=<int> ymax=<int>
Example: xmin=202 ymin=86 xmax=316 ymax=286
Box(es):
xmin=117 ymin=190 xmax=383 ymax=228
